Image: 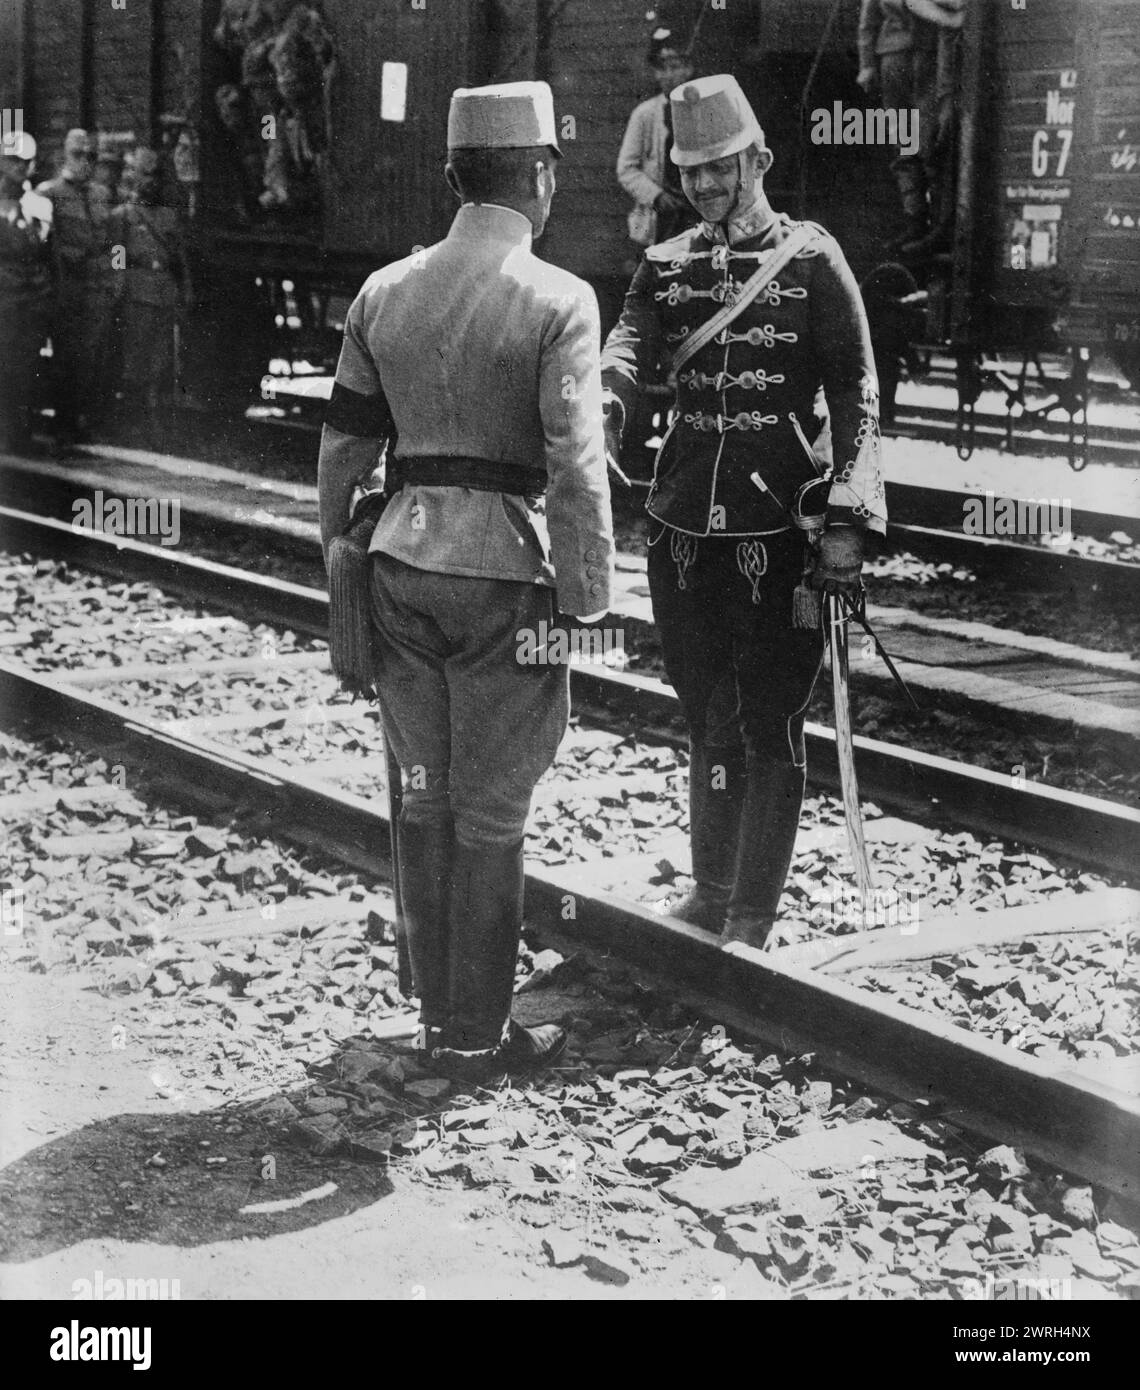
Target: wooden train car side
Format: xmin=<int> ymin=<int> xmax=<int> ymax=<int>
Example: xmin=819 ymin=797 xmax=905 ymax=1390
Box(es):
xmin=4 ymin=0 xmax=1136 ymax=402
xmin=952 ymin=0 xmax=1140 ymax=378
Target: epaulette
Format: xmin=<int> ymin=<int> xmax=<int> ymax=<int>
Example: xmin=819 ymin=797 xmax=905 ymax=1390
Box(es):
xmin=644 ymin=226 xmax=703 ymax=263
xmin=782 ymin=216 xmax=831 ymax=256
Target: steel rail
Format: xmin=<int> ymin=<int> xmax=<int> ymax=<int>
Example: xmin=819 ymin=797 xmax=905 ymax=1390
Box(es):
xmin=0 ymin=653 xmax=1136 ymax=1202
xmin=2 ymin=503 xmax=1135 ymax=880
xmin=3 ymin=453 xmax=1138 ymax=603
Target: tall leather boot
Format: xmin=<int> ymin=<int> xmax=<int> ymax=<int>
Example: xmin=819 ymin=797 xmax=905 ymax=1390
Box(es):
xmin=656 ymin=739 xmax=745 ymax=933
xmin=445 ymin=838 xmax=523 ymax=1052
xmin=438 ymin=839 xmax=565 ymax=1077
xmin=396 ymin=816 xmax=454 ymax=1038
xmin=720 ymin=755 xmax=806 ymax=952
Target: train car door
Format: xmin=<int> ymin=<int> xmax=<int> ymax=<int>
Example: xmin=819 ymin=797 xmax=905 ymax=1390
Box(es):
xmin=323 ymin=0 xmax=491 ymax=265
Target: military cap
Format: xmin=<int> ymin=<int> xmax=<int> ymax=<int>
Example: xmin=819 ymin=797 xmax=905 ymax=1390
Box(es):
xmin=669 ymin=74 xmax=765 ymax=167
xmin=447 ymin=81 xmax=563 ymax=157
xmin=647 ymin=26 xmax=684 ymax=65
xmin=0 ymin=129 xmax=36 ymax=161
xmin=64 ymin=128 xmax=93 ymax=155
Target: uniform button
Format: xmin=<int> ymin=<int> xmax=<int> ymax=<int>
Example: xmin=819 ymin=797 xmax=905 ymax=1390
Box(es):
xmin=584 ymin=548 xmax=598 ymax=561
xmin=589 ymin=583 xmax=601 ymax=596
xmin=586 ymin=565 xmax=599 ymax=578
xmin=735 ymin=412 xmax=751 ymax=429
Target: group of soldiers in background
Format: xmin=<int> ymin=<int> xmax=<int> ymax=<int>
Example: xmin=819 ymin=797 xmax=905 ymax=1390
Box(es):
xmin=0 ymin=125 xmax=189 ymax=453
xmin=212 ymin=0 xmax=336 ymax=219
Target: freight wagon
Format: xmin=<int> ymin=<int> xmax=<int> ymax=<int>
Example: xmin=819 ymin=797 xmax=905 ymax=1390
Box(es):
xmin=3 ymin=0 xmax=1137 ymax=434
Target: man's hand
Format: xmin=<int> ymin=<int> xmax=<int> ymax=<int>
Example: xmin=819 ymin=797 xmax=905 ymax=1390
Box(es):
xmin=812 ymin=526 xmax=865 ymax=596
xmin=856 ymin=64 xmax=878 ymax=95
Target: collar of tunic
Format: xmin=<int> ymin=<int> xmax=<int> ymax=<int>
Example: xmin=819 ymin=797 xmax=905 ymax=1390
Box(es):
xmin=701 ymin=194 xmax=777 ymax=246
xmin=449 ymin=201 xmax=534 ymax=248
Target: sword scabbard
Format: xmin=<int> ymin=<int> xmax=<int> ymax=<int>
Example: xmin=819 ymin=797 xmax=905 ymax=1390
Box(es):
xmin=828 ymin=593 xmax=875 ymax=907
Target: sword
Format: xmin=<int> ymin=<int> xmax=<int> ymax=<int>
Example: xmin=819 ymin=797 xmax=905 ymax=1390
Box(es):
xmin=383 ymin=735 xmax=413 ymax=997
xmin=844 ymin=588 xmax=921 ymax=711
xmin=827 ymin=591 xmax=875 ymax=903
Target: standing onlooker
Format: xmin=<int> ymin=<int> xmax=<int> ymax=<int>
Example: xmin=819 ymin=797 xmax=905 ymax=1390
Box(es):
xmin=856 ymin=0 xmax=940 ymax=252
xmin=109 ymin=149 xmax=191 ymax=420
xmin=617 ymin=28 xmax=697 ymax=249
xmin=91 ymin=132 xmax=126 ymax=209
xmin=900 ymin=0 xmax=966 ymax=258
xmin=36 ymin=128 xmax=118 ymax=442
xmin=0 ymin=130 xmax=53 ymax=451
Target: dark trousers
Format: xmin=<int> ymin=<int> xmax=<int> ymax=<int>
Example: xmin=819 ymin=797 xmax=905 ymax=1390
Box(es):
xmin=369 ymin=553 xmax=569 ymax=1046
xmin=648 ymin=524 xmax=824 ymax=920
xmin=50 ymin=281 xmax=116 ymax=434
xmin=648 ymin=524 xmax=823 ymax=765
xmin=880 ymin=46 xmax=940 ymax=229
xmin=0 ymin=304 xmax=48 ymax=449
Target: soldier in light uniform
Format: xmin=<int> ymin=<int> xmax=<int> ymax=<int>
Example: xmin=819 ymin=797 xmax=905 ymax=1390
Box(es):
xmin=318 ymin=83 xmax=614 ymax=1077
xmin=602 ymin=76 xmax=887 ymax=949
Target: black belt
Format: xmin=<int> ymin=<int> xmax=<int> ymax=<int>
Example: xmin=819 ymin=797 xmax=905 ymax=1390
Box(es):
xmin=388 ymin=456 xmax=546 ymax=498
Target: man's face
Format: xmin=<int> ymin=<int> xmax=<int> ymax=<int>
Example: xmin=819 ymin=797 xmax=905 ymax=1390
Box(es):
xmin=65 ymin=142 xmax=94 ymax=180
xmin=652 ymin=51 xmax=694 ymax=96
xmin=681 ymin=147 xmax=766 ymax=222
xmin=681 ymin=153 xmax=743 ymax=222
xmin=0 ymin=155 xmax=30 ymax=192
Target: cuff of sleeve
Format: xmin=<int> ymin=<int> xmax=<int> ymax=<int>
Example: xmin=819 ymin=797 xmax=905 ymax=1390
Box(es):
xmin=827 ymin=505 xmax=887 ymax=537
xmin=603 ymin=393 xmax=626 ymax=444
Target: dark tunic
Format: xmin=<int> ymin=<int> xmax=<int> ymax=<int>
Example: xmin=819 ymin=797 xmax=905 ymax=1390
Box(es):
xmin=0 ymin=193 xmax=53 ymax=443
xmin=602 ymin=211 xmax=887 ymax=538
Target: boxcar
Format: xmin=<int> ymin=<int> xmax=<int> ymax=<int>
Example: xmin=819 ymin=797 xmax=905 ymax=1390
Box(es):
xmin=3 ymin=0 xmax=1136 ymax=407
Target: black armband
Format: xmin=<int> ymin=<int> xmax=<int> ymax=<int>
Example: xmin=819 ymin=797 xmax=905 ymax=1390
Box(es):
xmin=324 ymin=381 xmax=392 ymax=438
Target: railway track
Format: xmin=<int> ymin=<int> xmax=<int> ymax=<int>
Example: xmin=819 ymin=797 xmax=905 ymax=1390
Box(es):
xmin=1 ymin=503 xmax=1137 ymax=1220
xmin=2 ymin=442 xmax=1139 ymax=630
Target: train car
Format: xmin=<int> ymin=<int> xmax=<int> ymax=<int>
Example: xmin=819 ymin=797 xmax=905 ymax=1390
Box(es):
xmin=1 ymin=1 xmax=888 ymax=389
xmin=940 ymin=0 xmax=1140 ymax=462
xmin=3 ymin=0 xmax=1136 ymax=429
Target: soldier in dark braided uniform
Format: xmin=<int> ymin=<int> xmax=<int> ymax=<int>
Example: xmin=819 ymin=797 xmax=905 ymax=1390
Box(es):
xmin=602 ymin=76 xmax=887 ymax=950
